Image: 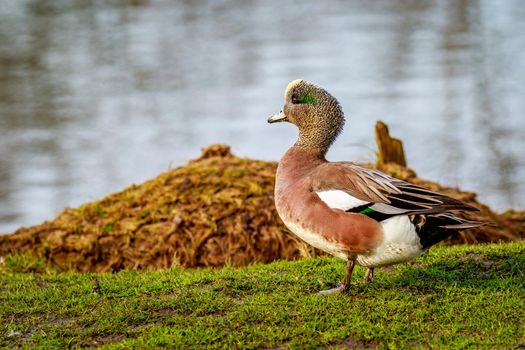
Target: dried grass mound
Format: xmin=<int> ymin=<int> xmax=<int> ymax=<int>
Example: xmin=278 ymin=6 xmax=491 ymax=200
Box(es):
xmin=0 ymin=145 xmax=313 ymax=272
xmin=0 ymin=144 xmax=523 ymax=272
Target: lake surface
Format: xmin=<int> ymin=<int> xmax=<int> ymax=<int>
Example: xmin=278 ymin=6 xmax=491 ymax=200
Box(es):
xmin=1 ymin=0 xmax=524 ymax=234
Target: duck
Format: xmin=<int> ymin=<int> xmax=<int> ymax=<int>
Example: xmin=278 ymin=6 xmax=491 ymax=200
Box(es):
xmin=268 ymin=79 xmax=484 ymax=294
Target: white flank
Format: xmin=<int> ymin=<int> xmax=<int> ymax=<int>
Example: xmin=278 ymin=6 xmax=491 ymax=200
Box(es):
xmin=316 ymin=190 xmax=369 ymax=211
xmin=287 ymin=191 xmax=425 ymax=267
xmin=283 ymin=219 xmax=348 ymax=260
xmin=357 ymin=215 xmax=424 ymax=267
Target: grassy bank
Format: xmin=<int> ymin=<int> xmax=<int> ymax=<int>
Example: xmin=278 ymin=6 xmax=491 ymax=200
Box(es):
xmin=1 ymin=242 xmax=524 ymax=349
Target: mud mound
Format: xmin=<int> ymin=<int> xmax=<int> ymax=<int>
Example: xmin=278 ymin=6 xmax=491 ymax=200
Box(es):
xmin=0 ymin=144 xmax=523 ymax=272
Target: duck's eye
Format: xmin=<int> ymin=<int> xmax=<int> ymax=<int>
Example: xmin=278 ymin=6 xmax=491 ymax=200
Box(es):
xmin=291 ymin=93 xmax=316 ymax=105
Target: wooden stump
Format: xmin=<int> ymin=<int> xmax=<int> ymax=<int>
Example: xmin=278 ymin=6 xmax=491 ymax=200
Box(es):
xmin=375 ymin=121 xmax=407 ymax=167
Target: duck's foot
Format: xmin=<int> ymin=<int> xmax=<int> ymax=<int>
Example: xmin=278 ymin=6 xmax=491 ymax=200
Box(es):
xmin=317 ymin=259 xmax=356 ymax=295
xmin=317 ymin=285 xmax=344 ymax=295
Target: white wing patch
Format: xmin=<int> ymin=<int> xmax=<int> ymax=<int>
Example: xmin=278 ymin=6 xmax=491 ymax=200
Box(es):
xmin=316 ymin=190 xmax=369 ymax=211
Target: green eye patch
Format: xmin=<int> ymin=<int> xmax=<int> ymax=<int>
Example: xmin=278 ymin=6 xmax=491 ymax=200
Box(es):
xmin=295 ymin=93 xmax=316 ymax=105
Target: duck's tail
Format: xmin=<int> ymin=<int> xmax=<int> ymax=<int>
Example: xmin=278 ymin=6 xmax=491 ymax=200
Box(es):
xmin=412 ymin=213 xmax=485 ymax=249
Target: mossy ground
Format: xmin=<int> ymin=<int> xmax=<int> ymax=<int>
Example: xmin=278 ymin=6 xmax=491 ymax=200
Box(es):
xmin=1 ymin=242 xmax=523 ymax=349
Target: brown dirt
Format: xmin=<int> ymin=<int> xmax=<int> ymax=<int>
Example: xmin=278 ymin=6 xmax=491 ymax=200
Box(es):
xmin=0 ymin=144 xmax=523 ymax=272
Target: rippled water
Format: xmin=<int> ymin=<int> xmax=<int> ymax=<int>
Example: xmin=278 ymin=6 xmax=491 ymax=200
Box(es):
xmin=1 ymin=0 xmax=524 ymax=233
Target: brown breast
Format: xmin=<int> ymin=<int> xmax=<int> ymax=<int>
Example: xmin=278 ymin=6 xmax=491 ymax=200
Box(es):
xmin=275 ymin=146 xmax=383 ymax=254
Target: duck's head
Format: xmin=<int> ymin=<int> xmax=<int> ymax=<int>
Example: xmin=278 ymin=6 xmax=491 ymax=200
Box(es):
xmin=268 ymin=79 xmax=344 ymax=152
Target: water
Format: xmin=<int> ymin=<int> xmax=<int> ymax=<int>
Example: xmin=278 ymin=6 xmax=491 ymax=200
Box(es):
xmin=1 ymin=0 xmax=524 ymax=234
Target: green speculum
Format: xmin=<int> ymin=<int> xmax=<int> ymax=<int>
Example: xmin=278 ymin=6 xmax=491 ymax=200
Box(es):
xmin=359 ymin=207 xmax=375 ymax=215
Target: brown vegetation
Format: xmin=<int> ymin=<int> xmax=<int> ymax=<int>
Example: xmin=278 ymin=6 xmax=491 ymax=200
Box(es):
xmin=0 ymin=143 xmax=523 ymax=272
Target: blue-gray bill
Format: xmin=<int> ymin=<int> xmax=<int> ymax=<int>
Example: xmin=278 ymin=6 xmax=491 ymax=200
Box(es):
xmin=268 ymin=110 xmax=287 ymax=123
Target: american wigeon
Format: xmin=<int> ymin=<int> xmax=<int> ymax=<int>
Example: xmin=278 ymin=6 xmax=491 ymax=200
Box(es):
xmin=268 ymin=79 xmax=483 ymax=294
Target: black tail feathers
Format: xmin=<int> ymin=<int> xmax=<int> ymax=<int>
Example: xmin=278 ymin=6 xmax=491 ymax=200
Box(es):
xmin=413 ymin=213 xmax=485 ymax=249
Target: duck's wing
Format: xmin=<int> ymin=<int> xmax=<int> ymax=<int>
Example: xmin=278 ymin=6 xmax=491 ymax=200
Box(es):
xmin=311 ymin=162 xmax=479 ymax=216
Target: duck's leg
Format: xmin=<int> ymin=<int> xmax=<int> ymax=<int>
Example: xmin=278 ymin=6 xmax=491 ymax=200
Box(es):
xmin=363 ymin=267 xmax=374 ymax=284
xmin=317 ymin=258 xmax=356 ymax=295
xmin=341 ymin=259 xmax=355 ymax=292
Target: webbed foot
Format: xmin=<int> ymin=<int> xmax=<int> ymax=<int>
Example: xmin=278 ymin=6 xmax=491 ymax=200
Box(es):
xmin=317 ymin=285 xmax=345 ymax=295
xmin=317 ymin=259 xmax=356 ymax=295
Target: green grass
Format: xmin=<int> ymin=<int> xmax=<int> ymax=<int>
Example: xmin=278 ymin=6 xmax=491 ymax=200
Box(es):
xmin=1 ymin=242 xmax=524 ymax=349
